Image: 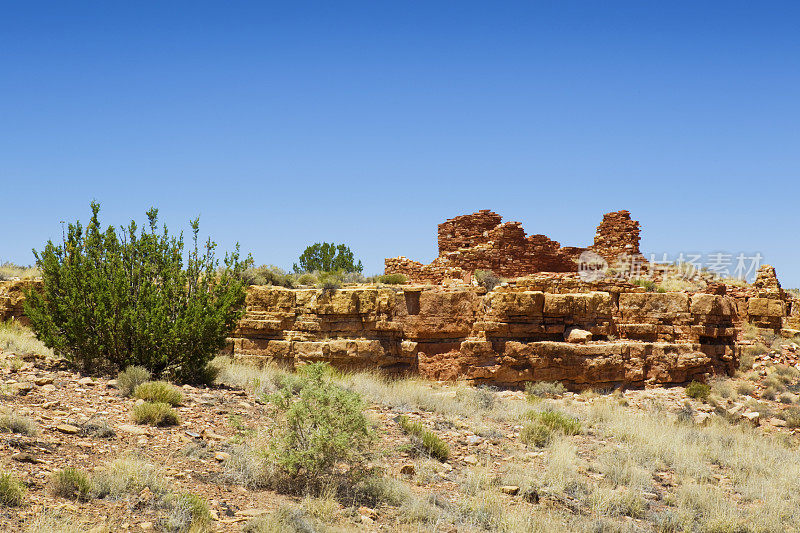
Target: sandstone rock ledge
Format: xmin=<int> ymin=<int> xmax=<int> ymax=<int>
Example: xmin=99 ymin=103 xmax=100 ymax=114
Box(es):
xmin=224 ymin=284 xmax=739 ymax=390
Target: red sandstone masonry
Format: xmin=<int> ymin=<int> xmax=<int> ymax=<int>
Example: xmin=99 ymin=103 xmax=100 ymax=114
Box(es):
xmin=386 ymin=209 xmax=640 ymax=283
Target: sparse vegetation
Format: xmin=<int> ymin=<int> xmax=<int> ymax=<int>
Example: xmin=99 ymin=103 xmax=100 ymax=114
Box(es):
xmin=0 ymin=410 xmax=38 ymax=436
xmin=260 ymin=362 xmax=374 ymax=491
xmin=24 ymin=202 xmax=248 ymax=383
xmin=0 ymin=261 xmax=40 ymax=280
xmin=0 ymin=472 xmax=25 ymax=506
xmin=116 ymin=365 xmax=152 ymax=397
xmin=131 ymin=402 xmax=181 ymax=426
xmin=526 ymin=380 xmax=566 ymax=400
xmin=378 ymin=273 xmax=407 ymax=285
xmin=164 ymin=492 xmax=212 ymax=532
xmin=133 ymin=380 xmax=183 ymax=406
xmin=0 ymin=319 xmax=53 ymax=357
xmin=685 ymin=381 xmax=711 ymax=400
xmin=50 ymin=468 xmax=93 ymax=501
xmin=398 ymin=415 xmax=450 ymax=461
xmin=241 ymin=264 xmax=296 ymax=288
xmin=474 ymin=269 xmax=501 ymax=291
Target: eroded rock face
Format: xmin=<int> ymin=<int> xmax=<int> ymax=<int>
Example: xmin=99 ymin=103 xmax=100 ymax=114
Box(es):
xmin=225 ymin=283 xmax=740 ymax=389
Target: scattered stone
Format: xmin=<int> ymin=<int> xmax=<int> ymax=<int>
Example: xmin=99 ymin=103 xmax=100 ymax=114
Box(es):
xmin=214 ymin=451 xmax=231 ymax=462
xmin=235 ymin=509 xmax=269 ymax=517
xmin=500 ymin=485 xmax=520 ymax=495
xmin=15 ymin=382 xmax=34 ymax=395
xmin=358 ymin=506 xmax=377 ymax=520
xmin=41 ymin=384 xmax=56 ymax=393
xmin=42 ymin=400 xmax=60 ymax=409
xmin=117 ymin=424 xmax=148 ymax=435
xmin=742 ymin=411 xmax=761 ymax=425
xmin=139 ymin=522 xmax=153 ymax=531
xmin=56 ymin=423 xmax=80 ymax=434
xmin=770 ymin=417 xmax=787 ymax=427
xmin=12 ymin=452 xmax=39 ymax=463
xmin=35 ymin=377 xmax=53 ymax=386
xmin=463 ymin=455 xmax=479 ymax=466
xmin=185 ymin=430 xmax=201 ymax=439
xmin=107 ymin=379 xmax=118 ymax=388
xmin=694 ymin=412 xmax=712 ymax=426
xmin=566 ymin=328 xmax=592 ymax=344
xmin=466 ymin=435 xmax=482 ymax=445
xmin=78 ymin=377 xmax=95 ymax=386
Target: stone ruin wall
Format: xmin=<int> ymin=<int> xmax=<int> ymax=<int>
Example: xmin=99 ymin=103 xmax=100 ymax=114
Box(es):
xmin=221 ymin=281 xmax=740 ymax=389
xmin=384 ymin=209 xmax=642 ymax=284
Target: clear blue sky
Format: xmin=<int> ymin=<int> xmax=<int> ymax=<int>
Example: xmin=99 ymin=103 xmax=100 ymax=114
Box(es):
xmin=3 ymin=2 xmax=799 ymax=285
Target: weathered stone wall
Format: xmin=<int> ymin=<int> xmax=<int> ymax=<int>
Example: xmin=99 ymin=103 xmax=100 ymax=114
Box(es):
xmin=224 ymin=283 xmax=741 ymax=389
xmin=386 ymin=209 xmax=639 ymax=284
xmin=590 ymin=210 xmax=641 ymax=262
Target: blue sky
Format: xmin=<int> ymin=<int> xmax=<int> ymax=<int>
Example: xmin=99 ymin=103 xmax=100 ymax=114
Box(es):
xmin=2 ymin=2 xmax=799 ymax=285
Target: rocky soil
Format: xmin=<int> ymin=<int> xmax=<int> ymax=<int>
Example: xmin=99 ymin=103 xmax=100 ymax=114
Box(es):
xmin=3 ymin=344 xmax=800 ymax=532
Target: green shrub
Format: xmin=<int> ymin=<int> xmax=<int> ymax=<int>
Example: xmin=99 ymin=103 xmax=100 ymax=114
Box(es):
xmin=316 ymin=271 xmax=343 ymax=294
xmin=474 ymin=270 xmax=501 ymax=291
xmin=132 ymin=402 xmax=181 ymax=426
xmin=525 ymin=381 xmax=566 ymax=400
xmin=530 ymin=410 xmax=582 ymax=435
xmin=134 ymin=381 xmax=183 ymax=406
xmin=293 ymin=242 xmax=363 ymax=273
xmin=378 ymin=273 xmax=407 ymax=285
xmin=685 ymin=381 xmax=711 ymax=400
xmin=24 ymin=202 xmax=248 ymax=383
xmin=397 ymin=415 xmax=450 ymax=461
xmin=295 ymin=272 xmax=318 ymax=286
xmin=50 ymin=468 xmax=93 ymax=501
xmin=264 ymin=362 xmax=374 ymax=487
xmin=0 ymin=472 xmax=25 ymax=506
xmin=117 ymin=365 xmax=152 ymax=397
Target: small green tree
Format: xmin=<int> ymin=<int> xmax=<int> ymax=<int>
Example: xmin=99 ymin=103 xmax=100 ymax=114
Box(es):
xmin=264 ymin=362 xmax=374 ymax=490
xmin=24 ymin=202 xmax=248 ymax=383
xmin=293 ymin=242 xmax=363 ymax=273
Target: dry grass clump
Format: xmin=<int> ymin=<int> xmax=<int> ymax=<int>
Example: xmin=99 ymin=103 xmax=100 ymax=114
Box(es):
xmin=398 ymin=415 xmax=450 ymax=461
xmin=50 ymin=468 xmax=92 ymax=501
xmin=521 ymin=408 xmax=582 ymax=447
xmin=0 ymin=320 xmax=53 ymax=357
xmin=163 ymin=492 xmax=212 ymax=532
xmin=0 ymin=472 xmax=25 ymax=506
xmin=133 ymin=381 xmax=183 ymax=406
xmin=117 ymin=365 xmax=152 ymax=397
xmin=0 ymin=410 xmax=38 ymax=436
xmin=93 ymin=456 xmax=167 ymax=500
xmin=525 ymin=380 xmax=566 ymax=400
xmin=24 ymin=511 xmax=100 ymax=533
xmin=0 ymin=262 xmax=40 ymax=280
xmin=131 ymin=402 xmax=181 ymax=426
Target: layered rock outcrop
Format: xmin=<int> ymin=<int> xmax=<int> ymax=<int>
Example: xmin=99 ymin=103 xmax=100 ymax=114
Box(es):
xmin=224 ymin=280 xmax=739 ymax=389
